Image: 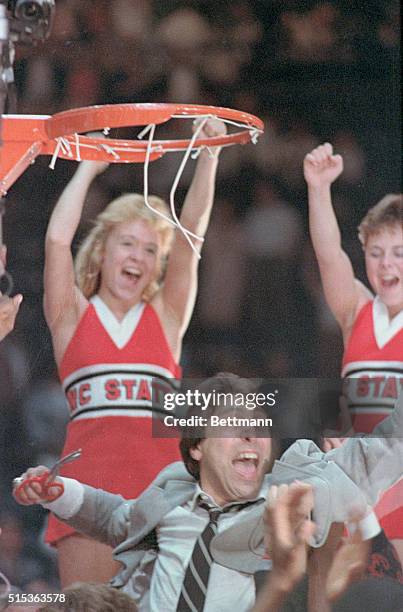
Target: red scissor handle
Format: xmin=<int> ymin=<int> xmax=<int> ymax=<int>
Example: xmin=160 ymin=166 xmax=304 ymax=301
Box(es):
xmin=14 ymin=471 xmax=64 ymax=503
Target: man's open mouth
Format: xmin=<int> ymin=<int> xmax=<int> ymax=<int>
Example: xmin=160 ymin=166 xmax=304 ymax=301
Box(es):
xmin=232 ymin=451 xmax=259 ymax=479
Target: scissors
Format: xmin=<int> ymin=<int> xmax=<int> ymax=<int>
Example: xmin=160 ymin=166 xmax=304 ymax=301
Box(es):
xmin=13 ymin=449 xmax=82 ymax=502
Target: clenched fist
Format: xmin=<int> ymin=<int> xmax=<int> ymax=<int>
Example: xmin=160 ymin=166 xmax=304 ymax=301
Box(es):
xmin=304 ymin=143 xmax=343 ymax=188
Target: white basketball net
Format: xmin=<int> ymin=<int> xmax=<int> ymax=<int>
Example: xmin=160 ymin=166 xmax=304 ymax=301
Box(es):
xmin=49 ymin=114 xmax=262 ymax=258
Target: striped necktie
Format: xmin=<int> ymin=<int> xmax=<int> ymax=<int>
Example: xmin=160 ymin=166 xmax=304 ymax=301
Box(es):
xmin=176 ymin=502 xmax=222 ymax=612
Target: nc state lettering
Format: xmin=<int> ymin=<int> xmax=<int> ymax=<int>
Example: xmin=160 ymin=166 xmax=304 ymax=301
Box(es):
xmin=346 ymin=376 xmax=403 ymax=399
xmin=67 ymin=377 xmax=154 ymax=410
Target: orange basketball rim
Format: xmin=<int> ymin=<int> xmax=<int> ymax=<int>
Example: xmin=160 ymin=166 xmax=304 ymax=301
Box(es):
xmin=0 ymin=103 xmax=264 ymax=195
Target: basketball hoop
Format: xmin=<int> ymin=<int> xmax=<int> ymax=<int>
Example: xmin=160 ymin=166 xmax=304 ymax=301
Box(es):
xmin=0 ymin=102 xmax=264 ymax=255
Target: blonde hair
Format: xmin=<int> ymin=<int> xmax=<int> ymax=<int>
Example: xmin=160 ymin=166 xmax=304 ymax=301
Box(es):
xmin=358 ymin=193 xmax=403 ymax=246
xmin=75 ymin=194 xmax=174 ymax=301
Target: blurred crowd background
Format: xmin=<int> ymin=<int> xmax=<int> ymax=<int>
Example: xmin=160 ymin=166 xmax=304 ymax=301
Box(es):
xmin=0 ymin=0 xmax=401 ymax=593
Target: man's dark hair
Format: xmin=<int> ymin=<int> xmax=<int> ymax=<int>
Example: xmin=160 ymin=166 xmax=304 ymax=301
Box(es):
xmin=179 ymin=372 xmax=257 ymax=479
xmin=179 ymin=372 xmax=277 ymax=480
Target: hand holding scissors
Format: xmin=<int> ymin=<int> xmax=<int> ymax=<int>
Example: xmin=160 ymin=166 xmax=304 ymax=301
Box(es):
xmin=13 ymin=449 xmax=82 ymax=504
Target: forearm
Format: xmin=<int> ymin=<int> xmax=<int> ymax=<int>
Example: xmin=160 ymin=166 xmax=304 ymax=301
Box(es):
xmin=44 ymin=478 xmax=130 ymax=547
xmin=179 ymin=150 xmax=219 ymax=237
xmin=252 ymin=572 xmax=297 ymax=612
xmin=308 ymin=562 xmax=331 ymax=612
xmin=308 ymin=183 xmax=343 ymax=264
xmin=43 ymin=477 xmax=84 ymax=518
xmin=46 ymin=167 xmax=94 ymax=246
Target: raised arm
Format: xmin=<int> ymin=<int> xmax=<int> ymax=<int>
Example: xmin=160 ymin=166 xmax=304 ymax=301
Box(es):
xmin=44 ymin=161 xmax=108 ymax=359
xmin=154 ymin=119 xmax=226 ymax=342
xmin=252 ymin=482 xmax=315 ymax=612
xmin=303 ymin=143 xmax=371 ymax=336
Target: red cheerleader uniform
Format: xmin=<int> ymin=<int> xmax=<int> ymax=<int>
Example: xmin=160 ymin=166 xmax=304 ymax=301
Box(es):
xmin=342 ymin=297 xmax=403 ymax=540
xmin=46 ymin=296 xmax=182 ymax=545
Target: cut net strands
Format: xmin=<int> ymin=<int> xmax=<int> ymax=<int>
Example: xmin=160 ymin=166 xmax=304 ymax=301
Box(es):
xmin=141 ymin=117 xmax=211 ymax=257
xmin=50 ymin=117 xmax=215 ymax=258
xmin=64 ymin=114 xmax=261 ymax=258
xmin=139 ymin=113 xmax=262 ymax=257
xmin=0 ymin=104 xmax=264 ymax=256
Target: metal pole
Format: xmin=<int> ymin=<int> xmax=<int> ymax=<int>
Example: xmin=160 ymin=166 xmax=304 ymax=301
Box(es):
xmin=0 ymin=4 xmax=11 ymax=292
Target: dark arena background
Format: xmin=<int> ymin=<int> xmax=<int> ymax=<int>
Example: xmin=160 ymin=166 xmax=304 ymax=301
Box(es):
xmin=0 ymin=0 xmax=401 ymax=596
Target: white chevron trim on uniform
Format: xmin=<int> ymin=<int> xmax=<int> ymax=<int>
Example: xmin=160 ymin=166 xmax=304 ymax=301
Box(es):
xmin=91 ymin=295 xmax=146 ymax=349
xmin=373 ymin=296 xmax=403 ymax=349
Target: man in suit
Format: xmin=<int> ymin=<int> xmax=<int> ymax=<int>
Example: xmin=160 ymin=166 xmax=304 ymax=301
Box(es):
xmin=14 ymin=374 xmax=403 ymax=611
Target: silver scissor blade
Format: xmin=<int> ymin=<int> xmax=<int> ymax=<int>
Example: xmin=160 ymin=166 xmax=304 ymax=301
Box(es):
xmin=47 ymin=449 xmax=82 ymax=481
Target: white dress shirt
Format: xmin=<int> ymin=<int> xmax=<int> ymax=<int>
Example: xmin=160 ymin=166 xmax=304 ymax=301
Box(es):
xmin=138 ymin=486 xmax=267 ymax=612
xmin=44 ymin=480 xmax=268 ymax=612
